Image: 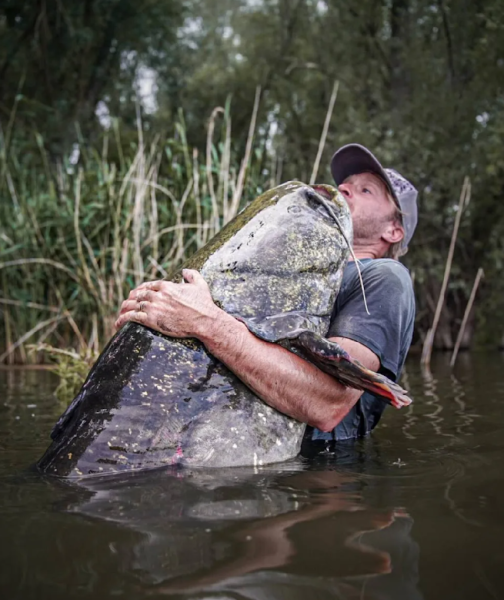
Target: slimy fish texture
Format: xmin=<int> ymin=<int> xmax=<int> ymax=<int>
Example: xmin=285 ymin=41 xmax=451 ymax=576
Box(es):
xmin=37 ymin=182 xmax=410 ymax=477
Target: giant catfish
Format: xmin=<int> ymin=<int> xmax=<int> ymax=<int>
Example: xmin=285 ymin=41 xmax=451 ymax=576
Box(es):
xmin=37 ymin=182 xmax=411 ymax=477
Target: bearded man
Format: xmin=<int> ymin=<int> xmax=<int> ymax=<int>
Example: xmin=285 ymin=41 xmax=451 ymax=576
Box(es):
xmin=115 ymin=144 xmax=418 ymax=444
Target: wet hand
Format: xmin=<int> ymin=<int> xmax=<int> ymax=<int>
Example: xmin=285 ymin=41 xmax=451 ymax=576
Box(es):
xmin=115 ymin=269 xmax=222 ymax=339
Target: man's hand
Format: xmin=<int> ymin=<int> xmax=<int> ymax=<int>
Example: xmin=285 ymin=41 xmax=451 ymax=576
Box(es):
xmin=115 ymin=269 xmax=223 ymax=338
xmin=114 ymin=269 xmax=375 ymax=431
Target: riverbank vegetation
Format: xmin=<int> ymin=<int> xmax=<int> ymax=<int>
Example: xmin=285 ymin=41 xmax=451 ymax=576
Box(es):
xmin=1 ymin=0 xmax=504 ymax=365
xmin=1 ymin=105 xmax=267 ymax=364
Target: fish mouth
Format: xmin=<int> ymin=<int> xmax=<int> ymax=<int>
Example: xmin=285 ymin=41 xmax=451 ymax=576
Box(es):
xmin=310 ymin=183 xmax=338 ymax=200
xmin=311 ymin=183 xmax=348 ymax=211
xmin=311 ymin=183 xmax=339 ymax=202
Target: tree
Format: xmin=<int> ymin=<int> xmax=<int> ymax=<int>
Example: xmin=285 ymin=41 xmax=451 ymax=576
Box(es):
xmin=0 ymin=0 xmax=185 ymax=154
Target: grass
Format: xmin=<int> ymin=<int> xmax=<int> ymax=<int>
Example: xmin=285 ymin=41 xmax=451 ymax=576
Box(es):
xmin=27 ymin=343 xmax=99 ymax=403
xmin=0 ymin=96 xmax=270 ymax=365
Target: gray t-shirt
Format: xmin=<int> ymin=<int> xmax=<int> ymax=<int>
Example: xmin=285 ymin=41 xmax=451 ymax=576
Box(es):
xmin=308 ymin=258 xmax=415 ymax=441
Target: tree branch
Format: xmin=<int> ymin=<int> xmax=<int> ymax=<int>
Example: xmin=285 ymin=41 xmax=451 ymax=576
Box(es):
xmin=0 ymin=0 xmax=43 ymax=83
xmin=437 ymin=0 xmax=456 ymax=84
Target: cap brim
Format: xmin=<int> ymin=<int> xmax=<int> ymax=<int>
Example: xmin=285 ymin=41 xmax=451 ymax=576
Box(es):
xmin=330 ymin=144 xmax=399 ymax=206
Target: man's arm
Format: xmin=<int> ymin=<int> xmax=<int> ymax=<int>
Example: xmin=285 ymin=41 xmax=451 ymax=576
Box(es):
xmin=115 ymin=269 xmax=379 ymax=432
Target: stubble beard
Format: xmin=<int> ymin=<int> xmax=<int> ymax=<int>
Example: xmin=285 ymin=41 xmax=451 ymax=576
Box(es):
xmin=351 ymin=215 xmax=387 ymax=245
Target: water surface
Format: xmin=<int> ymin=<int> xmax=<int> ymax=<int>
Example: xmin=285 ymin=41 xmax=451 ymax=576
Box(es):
xmin=1 ymin=354 xmax=504 ymax=600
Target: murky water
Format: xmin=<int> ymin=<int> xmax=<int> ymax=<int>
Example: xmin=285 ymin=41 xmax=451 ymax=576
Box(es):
xmin=1 ymin=354 xmax=504 ymax=600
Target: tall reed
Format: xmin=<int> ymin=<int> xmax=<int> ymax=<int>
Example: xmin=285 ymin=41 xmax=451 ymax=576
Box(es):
xmin=0 ymin=105 xmax=270 ymax=364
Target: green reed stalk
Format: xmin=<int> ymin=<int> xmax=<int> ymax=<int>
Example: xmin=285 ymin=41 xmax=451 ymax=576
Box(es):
xmin=0 ymin=104 xmax=269 ymax=364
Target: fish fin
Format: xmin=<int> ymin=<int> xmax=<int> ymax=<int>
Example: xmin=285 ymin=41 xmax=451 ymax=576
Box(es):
xmin=292 ymin=331 xmax=412 ymax=409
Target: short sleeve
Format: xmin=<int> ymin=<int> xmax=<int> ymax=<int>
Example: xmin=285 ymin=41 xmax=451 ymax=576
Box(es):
xmin=327 ymin=259 xmax=415 ymax=379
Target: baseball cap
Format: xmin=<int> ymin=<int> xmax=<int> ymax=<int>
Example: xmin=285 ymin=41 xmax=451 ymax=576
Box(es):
xmin=330 ymin=143 xmax=418 ymax=250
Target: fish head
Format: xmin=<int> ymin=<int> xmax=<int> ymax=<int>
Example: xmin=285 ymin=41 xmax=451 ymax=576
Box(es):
xmin=196 ymin=181 xmax=352 ymax=337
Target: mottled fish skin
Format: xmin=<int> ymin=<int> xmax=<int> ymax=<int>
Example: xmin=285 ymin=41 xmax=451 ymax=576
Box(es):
xmin=37 ymin=182 xmax=353 ymax=476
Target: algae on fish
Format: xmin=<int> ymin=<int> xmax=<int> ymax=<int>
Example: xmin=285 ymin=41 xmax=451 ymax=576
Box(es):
xmin=36 ymin=181 xmax=410 ymax=477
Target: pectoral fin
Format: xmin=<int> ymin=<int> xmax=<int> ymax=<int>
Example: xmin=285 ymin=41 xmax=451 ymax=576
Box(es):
xmin=238 ymin=315 xmax=412 ymax=408
xmin=288 ymin=331 xmax=412 ymax=409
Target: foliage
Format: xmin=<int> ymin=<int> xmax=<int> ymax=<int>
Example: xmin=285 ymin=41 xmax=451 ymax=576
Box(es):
xmin=1 ymin=0 xmax=504 ymax=362
xmin=0 ymin=0 xmax=185 ymax=153
xmin=0 ymin=105 xmax=268 ymax=363
xmin=28 ymin=344 xmax=99 ymax=404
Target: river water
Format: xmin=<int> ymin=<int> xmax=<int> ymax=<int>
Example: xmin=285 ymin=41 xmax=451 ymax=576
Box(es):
xmin=1 ymin=353 xmax=504 ymax=600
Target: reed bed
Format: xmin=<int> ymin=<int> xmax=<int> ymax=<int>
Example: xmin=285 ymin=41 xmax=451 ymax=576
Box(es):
xmin=0 ymin=101 xmax=269 ymax=365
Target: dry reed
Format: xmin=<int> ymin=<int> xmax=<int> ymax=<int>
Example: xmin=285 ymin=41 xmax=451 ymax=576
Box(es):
xmin=450 ymin=267 xmax=484 ymax=367
xmin=0 ymin=99 xmax=266 ymax=364
xmin=421 ymin=177 xmax=471 ymax=367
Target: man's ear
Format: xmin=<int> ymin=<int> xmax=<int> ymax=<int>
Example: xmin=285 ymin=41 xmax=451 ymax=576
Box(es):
xmin=382 ymin=223 xmax=404 ymax=245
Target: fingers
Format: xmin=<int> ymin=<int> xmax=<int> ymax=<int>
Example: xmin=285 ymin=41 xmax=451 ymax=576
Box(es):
xmin=128 ymin=280 xmax=164 ymax=298
xmin=119 ymin=298 xmax=149 ymax=312
xmin=115 ymin=308 xmax=147 ymax=331
xmin=120 ymin=282 xmax=173 ymax=320
xmin=182 ymin=269 xmax=195 ymax=283
xmin=182 ymin=269 xmax=208 ymax=288
xmin=116 ymin=271 xmax=208 ymax=334
xmin=127 ymin=273 xmax=205 ymax=301
xmin=116 ymin=298 xmax=150 ymax=324
xmin=135 ymin=290 xmax=153 ymax=303
xmin=145 ymin=280 xmax=164 ymax=291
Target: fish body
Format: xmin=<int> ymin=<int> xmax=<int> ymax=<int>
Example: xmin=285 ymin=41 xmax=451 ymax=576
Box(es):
xmin=37 ymin=182 xmax=410 ymax=477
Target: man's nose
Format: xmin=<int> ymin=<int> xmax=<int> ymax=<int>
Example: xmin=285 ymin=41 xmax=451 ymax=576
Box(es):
xmin=338 ymin=183 xmax=353 ymax=198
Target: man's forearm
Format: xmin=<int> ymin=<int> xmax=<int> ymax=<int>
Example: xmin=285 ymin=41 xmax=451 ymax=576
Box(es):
xmin=115 ymin=272 xmax=379 ymax=432
xmin=197 ymin=309 xmax=366 ymax=432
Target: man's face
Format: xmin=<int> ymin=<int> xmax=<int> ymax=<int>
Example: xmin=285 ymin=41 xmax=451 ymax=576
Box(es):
xmin=338 ymin=172 xmax=398 ymax=244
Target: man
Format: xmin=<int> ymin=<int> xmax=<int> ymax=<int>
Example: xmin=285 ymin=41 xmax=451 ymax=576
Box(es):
xmin=115 ymin=144 xmax=418 ymax=442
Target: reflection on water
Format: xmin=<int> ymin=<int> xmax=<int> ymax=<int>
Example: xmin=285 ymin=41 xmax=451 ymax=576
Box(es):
xmin=2 ymin=353 xmax=504 ymax=599
xmin=65 ymin=464 xmax=420 ymax=599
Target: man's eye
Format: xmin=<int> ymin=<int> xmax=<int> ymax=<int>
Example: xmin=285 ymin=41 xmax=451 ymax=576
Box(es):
xmin=363 ymin=188 xmax=372 ymax=194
